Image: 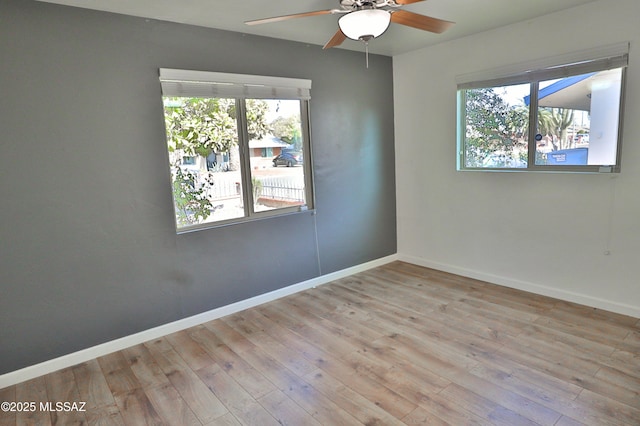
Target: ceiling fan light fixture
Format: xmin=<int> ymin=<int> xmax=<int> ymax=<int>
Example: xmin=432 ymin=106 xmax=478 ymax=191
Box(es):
xmin=338 ymin=9 xmax=391 ymax=41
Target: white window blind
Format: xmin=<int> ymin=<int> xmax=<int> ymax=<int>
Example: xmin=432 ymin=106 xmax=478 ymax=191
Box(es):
xmin=456 ymin=42 xmax=629 ymax=90
xmin=159 ymin=68 xmax=312 ymax=100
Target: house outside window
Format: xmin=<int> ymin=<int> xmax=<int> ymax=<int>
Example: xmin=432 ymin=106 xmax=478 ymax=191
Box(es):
xmin=160 ymin=69 xmax=314 ymax=232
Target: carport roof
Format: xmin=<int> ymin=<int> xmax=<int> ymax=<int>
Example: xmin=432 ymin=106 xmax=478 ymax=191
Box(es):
xmin=524 ymin=72 xmax=596 ymax=111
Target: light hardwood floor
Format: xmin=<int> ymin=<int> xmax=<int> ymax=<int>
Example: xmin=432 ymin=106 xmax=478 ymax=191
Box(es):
xmin=1 ymin=261 xmax=639 ymax=425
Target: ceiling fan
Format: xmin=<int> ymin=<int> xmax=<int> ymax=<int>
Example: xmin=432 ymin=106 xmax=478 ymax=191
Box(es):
xmin=245 ymin=0 xmax=454 ymax=50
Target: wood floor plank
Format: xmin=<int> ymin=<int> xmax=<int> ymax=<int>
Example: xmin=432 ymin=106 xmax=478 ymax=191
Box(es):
xmin=287 ymin=291 xmax=387 ymax=344
xmin=401 ymin=406 xmax=452 ymax=426
xmin=146 ymin=347 xmax=228 ymax=424
xmin=623 ymin=329 xmax=640 ymax=345
xmin=121 ymin=344 xmax=171 ymax=389
xmin=84 ymin=403 xmax=125 ymax=426
xmin=445 ymin=370 xmax=562 ymax=426
xmin=533 ymin=316 xmax=629 ymax=348
xmin=165 ymin=331 xmax=215 ymax=370
xmin=0 ymin=390 xmax=15 ymax=426
xmin=14 ymin=376 xmax=51 ymax=426
xmin=518 ymin=322 xmax=619 ymax=358
xmin=397 ymin=385 xmax=494 ymax=426
xmin=143 ymin=382 xmax=201 ymax=425
xmin=469 ymin=362 xmax=629 ymax=426
xmin=195 ymin=363 xmax=280 ymax=426
xmin=575 ymin=388 xmax=640 ymax=426
xmin=379 ymin=331 xmax=479 ymax=377
xmin=201 ymin=321 xmax=258 ymax=355
xmin=608 ymin=349 xmax=640 ymax=378
xmin=257 ymin=389 xmax=322 ymax=426
xmin=203 ymin=412 xmax=242 ymax=426
xmin=346 ymin=342 xmax=451 ymax=397
xmin=234 ymin=347 xmax=364 ymax=426
xmin=302 ymin=369 xmax=404 ymax=425
xmin=112 ymin=387 xmax=164 ymax=426
xmin=616 ymin=329 xmax=640 ymax=354
xmin=341 ymin=349 xmax=453 ymax=416
xmin=552 ymin=299 xmax=639 ymax=328
xmin=275 ymin=372 xmax=363 ymax=426
xmin=493 ymin=342 xmax=599 ymax=386
xmin=468 ymin=362 xmax=583 ymax=411
xmin=258 ymin=302 xmax=364 ymax=357
xmin=588 ymin=365 xmax=640 ymax=408
xmin=188 ymin=326 xmax=276 ymax=400
xmin=98 ymin=359 xmax=140 ymax=398
xmin=554 ymin=416 xmax=589 ymax=426
xmin=500 ymin=328 xmax=606 ymax=377
xmin=306 ymin=346 xmax=418 ymax=420
xmin=2 ymin=261 xmax=637 ymax=426
xmin=0 ymin=387 xmax=15 ymax=426
xmin=221 ymin=313 xmax=318 ymax=378
xmin=96 ymin=351 xmax=130 ymax=375
xmin=439 ymin=383 xmax=539 ymax=426
xmin=542 ymin=306 xmax=634 ymax=339
xmin=72 ymin=359 xmax=116 ymax=410
xmin=44 ymin=367 xmax=87 ymax=426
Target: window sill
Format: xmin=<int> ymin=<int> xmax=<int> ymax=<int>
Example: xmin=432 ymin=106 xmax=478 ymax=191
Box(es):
xmin=175 ymin=206 xmax=315 ymax=235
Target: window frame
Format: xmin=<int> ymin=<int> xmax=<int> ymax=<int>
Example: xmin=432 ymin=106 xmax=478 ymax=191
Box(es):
xmin=159 ymin=69 xmax=315 ymax=233
xmin=456 ymin=44 xmax=629 ymax=173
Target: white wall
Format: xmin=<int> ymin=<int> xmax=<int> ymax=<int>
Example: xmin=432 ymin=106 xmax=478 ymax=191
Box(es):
xmin=393 ymin=0 xmax=640 ymax=317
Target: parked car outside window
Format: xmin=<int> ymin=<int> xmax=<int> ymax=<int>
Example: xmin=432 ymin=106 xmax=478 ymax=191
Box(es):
xmin=273 ymin=151 xmax=303 ymax=167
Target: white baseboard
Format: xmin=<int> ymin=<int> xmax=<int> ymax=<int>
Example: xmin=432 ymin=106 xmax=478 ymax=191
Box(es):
xmin=398 ymin=253 xmax=640 ymax=319
xmin=0 ymin=254 xmax=398 ymax=389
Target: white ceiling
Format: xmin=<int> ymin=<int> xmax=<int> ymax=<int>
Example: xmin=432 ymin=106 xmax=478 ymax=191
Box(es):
xmin=37 ymin=0 xmax=599 ymax=56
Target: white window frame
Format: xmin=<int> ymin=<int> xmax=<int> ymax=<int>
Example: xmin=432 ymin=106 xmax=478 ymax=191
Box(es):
xmin=456 ymin=43 xmax=629 ymax=173
xmin=160 ymin=69 xmax=314 ymax=232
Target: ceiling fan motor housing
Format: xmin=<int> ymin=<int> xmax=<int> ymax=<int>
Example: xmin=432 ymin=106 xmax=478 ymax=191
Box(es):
xmin=338 ymin=9 xmax=392 ymax=40
xmin=339 ymin=0 xmax=404 ymax=11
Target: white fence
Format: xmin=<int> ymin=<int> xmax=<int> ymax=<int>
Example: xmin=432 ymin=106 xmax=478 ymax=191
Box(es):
xmin=259 ymin=176 xmax=305 ymax=203
xmin=201 ymin=174 xmax=305 ymax=203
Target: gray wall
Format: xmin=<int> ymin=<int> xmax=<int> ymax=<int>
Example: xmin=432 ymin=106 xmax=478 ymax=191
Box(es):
xmin=0 ymin=0 xmax=396 ymax=374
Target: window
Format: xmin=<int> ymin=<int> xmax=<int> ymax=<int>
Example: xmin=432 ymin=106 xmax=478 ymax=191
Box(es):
xmin=159 ymin=69 xmax=313 ymax=232
xmin=182 ymin=156 xmax=196 ymax=165
xmin=457 ymin=43 xmax=629 ymax=172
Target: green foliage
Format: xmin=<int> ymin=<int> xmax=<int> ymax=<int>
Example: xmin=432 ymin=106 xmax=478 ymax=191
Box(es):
xmin=251 ymin=177 xmax=263 ymax=205
xmin=271 ymin=115 xmax=302 ymax=150
xmin=164 ymin=97 xmax=237 ymax=157
xmin=246 ymin=99 xmax=270 ymax=141
xmin=171 ymin=167 xmax=213 ymax=227
xmin=164 ymin=97 xmax=272 ymax=157
xmin=464 ymin=88 xmax=528 ymax=166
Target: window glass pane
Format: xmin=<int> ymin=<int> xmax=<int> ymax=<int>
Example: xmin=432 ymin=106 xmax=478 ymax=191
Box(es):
xmin=463 ymin=83 xmax=530 ymax=168
xmin=247 ymin=99 xmax=307 ymax=212
xmin=534 ymin=69 xmax=623 ymax=166
xmin=163 ymin=97 xmax=245 ymax=228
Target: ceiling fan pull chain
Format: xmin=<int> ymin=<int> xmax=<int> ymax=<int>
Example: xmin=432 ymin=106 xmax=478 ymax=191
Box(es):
xmin=365 ymin=40 xmax=369 ymax=68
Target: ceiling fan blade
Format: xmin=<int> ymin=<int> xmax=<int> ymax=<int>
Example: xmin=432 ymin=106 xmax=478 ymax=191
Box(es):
xmin=246 ymin=10 xmax=333 ymax=26
xmin=323 ymin=29 xmax=347 ymax=49
xmin=394 ymin=0 xmax=426 ymax=4
xmin=390 ymin=10 xmax=454 ymax=33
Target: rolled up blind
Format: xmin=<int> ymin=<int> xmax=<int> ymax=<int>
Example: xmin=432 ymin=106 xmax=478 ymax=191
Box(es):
xmin=159 ymin=68 xmax=311 ymax=100
xmin=456 ymin=42 xmax=629 ymax=90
